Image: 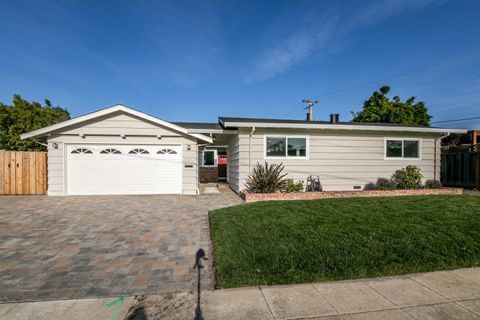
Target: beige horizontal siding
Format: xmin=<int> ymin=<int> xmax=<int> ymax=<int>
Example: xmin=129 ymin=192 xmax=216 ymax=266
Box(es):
xmin=236 ymin=128 xmax=441 ymax=192
xmin=47 ymin=142 xmax=64 ymax=196
xmin=227 ymin=134 xmax=240 ymax=192
xmin=59 ymin=112 xmax=178 ymax=136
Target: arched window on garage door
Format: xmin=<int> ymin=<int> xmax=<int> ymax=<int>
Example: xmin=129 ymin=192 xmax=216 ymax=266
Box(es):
xmin=100 ymin=148 xmax=121 ymax=154
xmin=129 ymin=148 xmax=149 ymax=154
xmin=71 ymin=148 xmax=93 ymax=154
xmin=157 ymin=148 xmax=177 ymax=154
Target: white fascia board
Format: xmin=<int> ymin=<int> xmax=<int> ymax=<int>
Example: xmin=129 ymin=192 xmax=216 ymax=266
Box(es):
xmin=221 ymin=121 xmax=468 ymax=134
xmin=191 ymin=133 xmax=213 ymax=143
xmin=20 ymin=104 xmax=213 ymax=143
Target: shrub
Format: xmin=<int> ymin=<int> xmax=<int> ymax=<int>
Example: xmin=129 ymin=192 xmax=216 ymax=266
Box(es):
xmin=392 ymin=165 xmax=423 ymax=189
xmin=375 ymin=177 xmax=397 ymax=190
xmin=424 ymin=179 xmax=442 ymax=189
xmin=245 ymin=162 xmax=288 ymax=193
xmin=364 ymin=182 xmax=377 ymax=190
xmin=285 ymin=179 xmax=304 ymax=193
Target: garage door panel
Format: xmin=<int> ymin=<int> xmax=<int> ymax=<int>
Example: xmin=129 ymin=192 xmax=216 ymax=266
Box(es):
xmin=67 ymin=144 xmax=183 ymax=195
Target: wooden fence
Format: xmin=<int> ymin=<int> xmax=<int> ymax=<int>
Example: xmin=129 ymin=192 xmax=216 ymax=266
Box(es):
xmin=441 ymin=148 xmax=479 ymax=189
xmin=0 ymin=151 xmax=47 ymax=195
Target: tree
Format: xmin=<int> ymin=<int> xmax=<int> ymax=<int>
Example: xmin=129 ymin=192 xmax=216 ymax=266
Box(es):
xmin=351 ymin=86 xmax=432 ymax=126
xmin=0 ymin=95 xmax=70 ymax=151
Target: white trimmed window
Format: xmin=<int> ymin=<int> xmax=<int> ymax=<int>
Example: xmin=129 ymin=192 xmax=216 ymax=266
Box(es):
xmin=201 ymin=149 xmax=217 ymax=167
xmin=385 ymin=139 xmax=421 ymax=159
xmin=265 ymin=136 xmax=308 ymax=159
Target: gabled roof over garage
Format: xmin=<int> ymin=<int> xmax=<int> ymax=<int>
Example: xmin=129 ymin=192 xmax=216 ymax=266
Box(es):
xmin=21 ymin=104 xmax=213 ymax=143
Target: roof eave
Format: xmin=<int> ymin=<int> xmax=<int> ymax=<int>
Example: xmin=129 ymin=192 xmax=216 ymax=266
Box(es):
xmin=20 ymin=104 xmax=213 ymax=143
xmin=221 ymin=121 xmax=468 ymax=134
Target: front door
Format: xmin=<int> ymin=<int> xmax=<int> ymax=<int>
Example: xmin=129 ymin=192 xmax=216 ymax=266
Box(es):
xmin=218 ymin=150 xmax=227 ymax=181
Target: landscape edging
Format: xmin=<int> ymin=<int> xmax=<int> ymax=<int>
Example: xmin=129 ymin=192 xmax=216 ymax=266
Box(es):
xmin=242 ymin=188 xmax=464 ymax=203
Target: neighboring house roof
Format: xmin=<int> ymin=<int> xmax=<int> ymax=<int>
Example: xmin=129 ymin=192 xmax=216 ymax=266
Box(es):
xmin=20 ymin=104 xmax=213 ymax=143
xmin=218 ymin=117 xmax=467 ymax=134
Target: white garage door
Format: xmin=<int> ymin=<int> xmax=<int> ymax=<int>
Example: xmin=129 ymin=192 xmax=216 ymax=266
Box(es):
xmin=66 ymin=144 xmax=182 ymax=195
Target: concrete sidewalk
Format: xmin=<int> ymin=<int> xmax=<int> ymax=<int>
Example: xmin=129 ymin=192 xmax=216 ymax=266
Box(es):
xmin=2 ymin=267 xmax=480 ymax=319
xmin=0 ymin=296 xmax=135 ymax=320
xmin=199 ymin=268 xmax=480 ymax=320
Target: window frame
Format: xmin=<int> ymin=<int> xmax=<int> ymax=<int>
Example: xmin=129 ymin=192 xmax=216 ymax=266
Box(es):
xmin=157 ymin=148 xmax=178 ymax=155
xmin=264 ymin=135 xmax=309 ymax=160
xmin=129 ymin=148 xmax=150 ymax=154
xmin=70 ymin=148 xmax=93 ymax=154
xmin=201 ymin=149 xmax=218 ymax=167
xmin=99 ymin=148 xmax=122 ymax=154
xmin=384 ymin=138 xmax=422 ymax=160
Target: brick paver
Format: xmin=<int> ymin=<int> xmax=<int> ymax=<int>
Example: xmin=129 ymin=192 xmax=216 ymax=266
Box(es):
xmin=0 ymin=192 xmax=242 ymax=302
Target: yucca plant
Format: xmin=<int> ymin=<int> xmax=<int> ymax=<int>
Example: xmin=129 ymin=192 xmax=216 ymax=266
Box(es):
xmin=245 ymin=162 xmax=288 ymax=193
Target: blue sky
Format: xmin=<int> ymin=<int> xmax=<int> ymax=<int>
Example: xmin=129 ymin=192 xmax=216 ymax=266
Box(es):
xmin=0 ymin=0 xmax=479 ymax=129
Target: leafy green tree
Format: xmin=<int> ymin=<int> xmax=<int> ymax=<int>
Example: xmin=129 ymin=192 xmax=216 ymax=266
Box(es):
xmin=352 ymin=86 xmax=432 ymax=126
xmin=0 ymin=95 xmax=70 ymax=151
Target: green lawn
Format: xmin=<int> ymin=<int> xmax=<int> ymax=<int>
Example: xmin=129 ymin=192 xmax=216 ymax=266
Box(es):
xmin=209 ymin=195 xmax=480 ymax=288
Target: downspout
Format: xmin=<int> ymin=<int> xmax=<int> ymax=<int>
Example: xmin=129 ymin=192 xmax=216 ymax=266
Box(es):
xmin=249 ymin=127 xmax=256 ymax=174
xmin=434 ymin=132 xmax=450 ymax=180
xmin=32 ymin=139 xmax=48 ymax=148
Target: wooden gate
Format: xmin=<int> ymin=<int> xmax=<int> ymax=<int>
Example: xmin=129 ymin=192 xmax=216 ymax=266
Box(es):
xmin=0 ymin=151 xmax=47 ymax=195
xmin=441 ymin=148 xmax=480 ymax=189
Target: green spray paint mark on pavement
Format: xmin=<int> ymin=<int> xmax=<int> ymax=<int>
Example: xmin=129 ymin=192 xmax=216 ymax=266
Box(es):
xmin=105 ymin=296 xmax=125 ymax=320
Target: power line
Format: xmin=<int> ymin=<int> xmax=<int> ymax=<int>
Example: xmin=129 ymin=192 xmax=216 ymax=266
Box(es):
xmin=431 ymin=116 xmax=480 ymax=124
xmin=312 ymin=50 xmax=480 ymax=102
xmin=280 ymin=50 xmax=480 ymax=120
xmin=282 ymin=100 xmax=303 ymax=118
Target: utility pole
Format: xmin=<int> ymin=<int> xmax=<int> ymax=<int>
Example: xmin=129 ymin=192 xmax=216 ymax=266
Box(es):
xmin=302 ymin=99 xmax=318 ymax=121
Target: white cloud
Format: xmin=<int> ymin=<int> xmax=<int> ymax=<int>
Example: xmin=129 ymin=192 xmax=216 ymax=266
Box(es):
xmin=245 ymin=15 xmax=337 ymax=83
xmin=246 ymin=0 xmax=446 ymax=83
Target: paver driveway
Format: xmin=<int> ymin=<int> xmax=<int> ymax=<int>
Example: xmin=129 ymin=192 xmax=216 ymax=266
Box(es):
xmin=0 ymin=192 xmax=242 ymax=302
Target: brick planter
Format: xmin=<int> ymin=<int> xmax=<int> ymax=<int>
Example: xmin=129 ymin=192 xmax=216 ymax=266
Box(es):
xmin=242 ymin=188 xmax=464 ymax=203
xmin=199 ymin=167 xmax=218 ymax=183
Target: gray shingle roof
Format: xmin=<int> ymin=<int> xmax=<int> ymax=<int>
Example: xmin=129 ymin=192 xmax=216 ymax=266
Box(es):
xmin=218 ymin=117 xmax=435 ymax=129
xmin=172 ymin=122 xmax=223 ymax=130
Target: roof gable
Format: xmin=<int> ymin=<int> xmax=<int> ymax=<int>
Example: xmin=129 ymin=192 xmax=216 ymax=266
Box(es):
xmin=21 ymin=104 xmax=213 ymax=143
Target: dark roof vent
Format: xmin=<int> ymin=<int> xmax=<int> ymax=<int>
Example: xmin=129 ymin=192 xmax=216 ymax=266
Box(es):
xmin=330 ymin=114 xmax=340 ymax=124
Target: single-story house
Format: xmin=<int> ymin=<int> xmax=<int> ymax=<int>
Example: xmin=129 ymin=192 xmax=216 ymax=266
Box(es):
xmin=21 ymin=104 xmax=467 ymax=196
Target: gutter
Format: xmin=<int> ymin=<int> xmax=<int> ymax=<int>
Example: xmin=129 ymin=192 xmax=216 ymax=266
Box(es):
xmin=221 ymin=121 xmax=467 ymax=134
xmin=32 ymin=139 xmax=49 ymax=148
